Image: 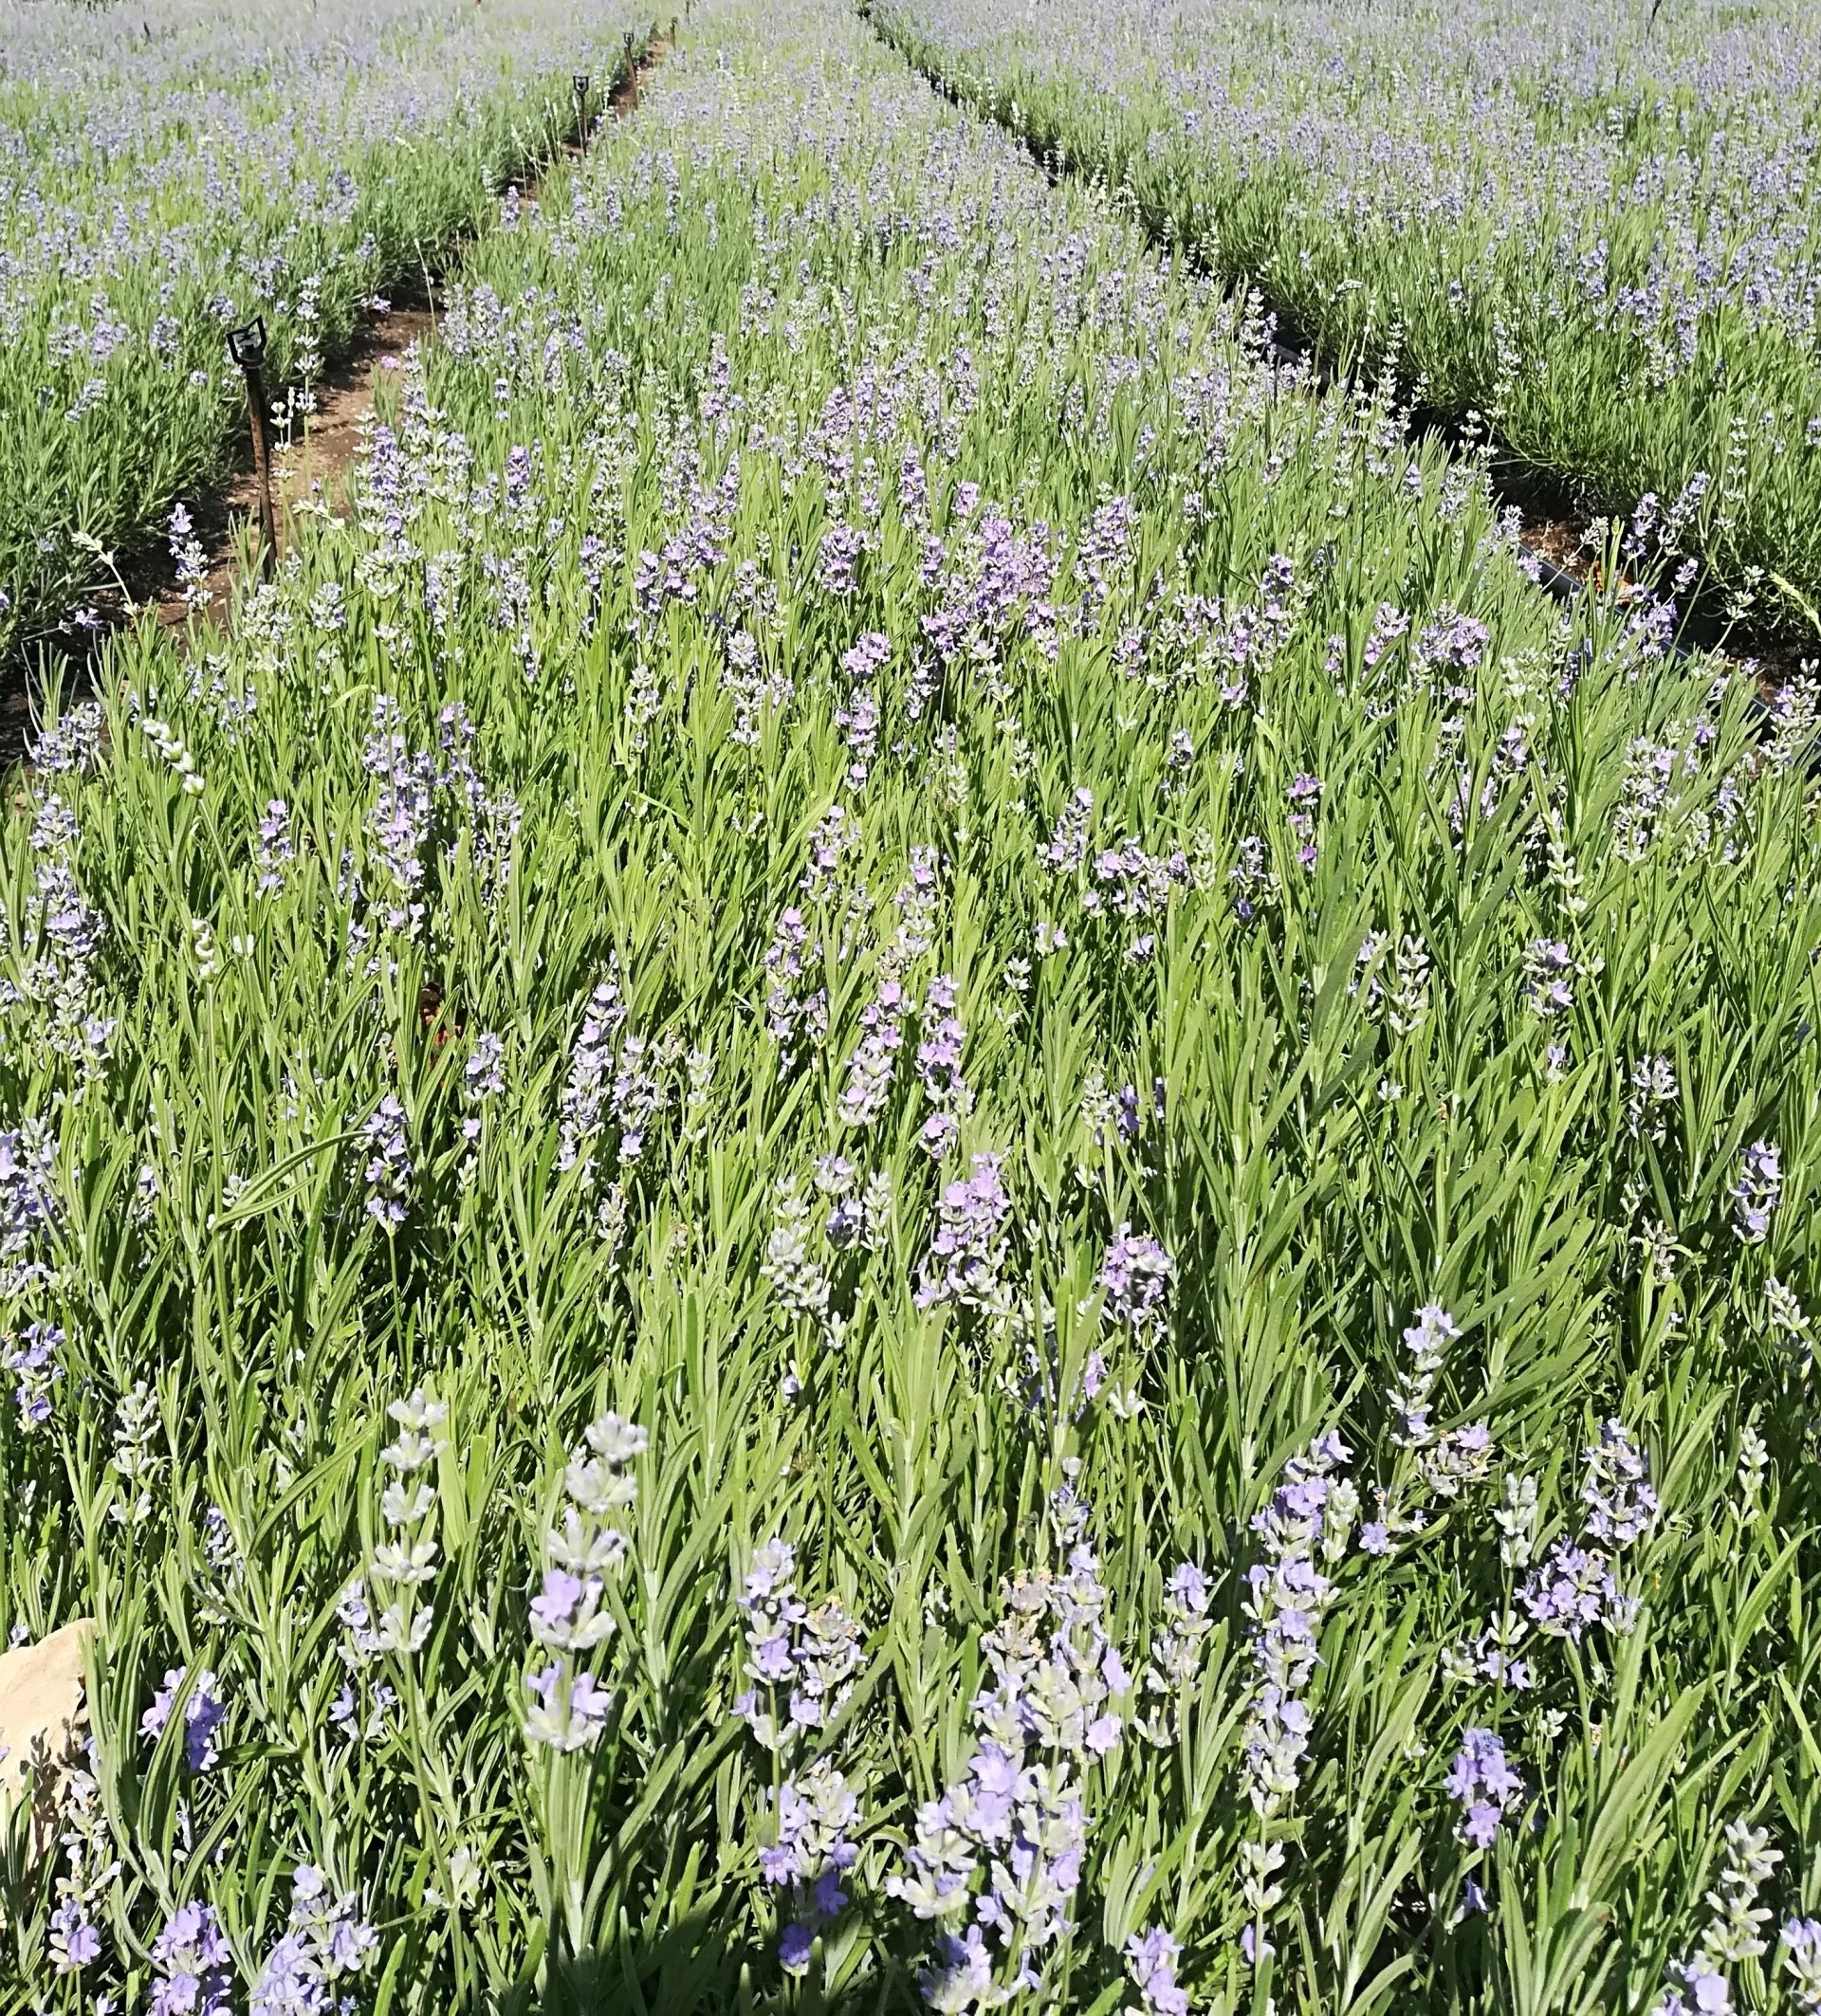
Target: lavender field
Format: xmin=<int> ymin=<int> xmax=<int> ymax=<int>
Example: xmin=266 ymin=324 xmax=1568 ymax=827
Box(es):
xmin=0 ymin=0 xmax=648 ymax=665
xmin=1 ymin=0 xmax=1820 ymax=2011
xmin=870 ymin=0 xmax=1821 ymax=637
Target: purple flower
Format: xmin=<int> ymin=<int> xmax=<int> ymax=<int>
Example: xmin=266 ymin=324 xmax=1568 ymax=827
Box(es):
xmin=731 ymin=1539 xmax=863 ymax=1752
xmin=1731 ymin=1139 xmax=1781 ymax=1244
xmin=1581 ymin=1419 xmax=1659 ymax=1546
xmin=1446 ymin=1728 xmax=1522 ymax=1850
xmin=0 ymin=1126 xmax=61 ymax=1268
xmin=1241 ymin=1434 xmax=1356 ymax=1825
xmin=464 ymin=1033 xmax=505 ymax=1105
xmin=1782 ymin=1917 xmax=1821 ymax=2010
xmin=140 ymin=1668 xmax=227 ymax=1772
xmin=6 ymin=1321 xmax=64 ymax=1431
xmin=1126 ymin=1926 xmax=1188 ymax=2016
xmin=254 ymin=799 xmax=293 ymax=896
xmin=1520 ymin=938 xmax=1574 ymax=1017
xmin=915 ymin=1152 xmax=1014 ymax=1313
xmin=761 ymin=1760 xmax=861 ymax=1974
xmin=920 ymin=1110 xmax=961 ymax=1162
xmin=1518 ymin=1539 xmax=1633 ymax=1641
xmin=524 ymin=1662 xmax=614 ymax=1751
xmin=251 ymin=1863 xmax=377 ymax=2013
xmin=149 ymin=1900 xmax=231 ymax=2016
xmin=1099 ymin=1224 xmax=1174 ymax=1339
xmin=49 ymin=1897 xmax=101 ymax=1971
xmin=359 ymin=1095 xmax=412 ymax=1231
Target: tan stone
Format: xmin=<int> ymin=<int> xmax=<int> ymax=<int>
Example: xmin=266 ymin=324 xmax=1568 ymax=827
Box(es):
xmin=0 ymin=1619 xmax=95 ymax=1861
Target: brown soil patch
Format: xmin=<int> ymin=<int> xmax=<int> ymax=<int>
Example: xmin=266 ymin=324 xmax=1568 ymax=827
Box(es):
xmin=156 ymin=302 xmax=439 ymax=633
xmin=156 ymin=34 xmax=670 ymax=635
xmin=3 ymin=33 xmax=671 ymax=763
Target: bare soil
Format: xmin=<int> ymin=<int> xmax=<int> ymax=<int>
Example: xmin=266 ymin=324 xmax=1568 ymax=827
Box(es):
xmin=3 ymin=33 xmax=671 ymax=761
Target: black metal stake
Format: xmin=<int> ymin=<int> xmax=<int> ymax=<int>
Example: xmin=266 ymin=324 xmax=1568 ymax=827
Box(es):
xmin=573 ymin=72 xmax=591 ymax=147
xmin=226 ymin=317 xmax=277 ymax=580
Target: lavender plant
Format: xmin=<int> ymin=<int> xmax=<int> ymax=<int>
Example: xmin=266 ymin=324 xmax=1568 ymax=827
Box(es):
xmin=0 ymin=0 xmax=653 ymax=661
xmin=867 ymin=0 xmax=1821 ymax=631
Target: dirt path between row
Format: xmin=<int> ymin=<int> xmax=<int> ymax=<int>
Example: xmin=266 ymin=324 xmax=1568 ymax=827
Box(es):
xmin=892 ymin=32 xmax=1814 ymax=694
xmin=160 ymin=34 xmax=670 ymax=635
xmin=3 ymin=32 xmax=671 ymax=761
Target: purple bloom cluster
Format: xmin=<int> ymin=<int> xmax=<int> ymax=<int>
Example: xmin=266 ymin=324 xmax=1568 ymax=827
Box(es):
xmin=357 ymin=693 xmax=519 ymax=934
xmin=1731 ymin=1139 xmax=1781 ymax=1245
xmin=250 ymin=1864 xmax=378 ymax=2014
xmin=761 ymin=1179 xmax=833 ymax=1326
xmin=360 ymin=1094 xmax=412 ymax=1231
xmin=1784 ymin=1917 xmax=1821 ymax=2012
xmin=1227 ymin=834 xmax=1279 ymax=926
xmin=1135 ymin=1561 xmax=1215 ymax=1744
xmin=461 ymin=1032 xmax=505 ymax=1141
xmin=763 ymin=908 xmax=829 ymax=1069
xmin=888 ymin=1548 xmax=1128 ymax=2005
xmin=1285 ymin=772 xmax=1322 ymax=872
xmin=1084 ymin=836 xmax=1186 ymax=922
xmin=1520 ymin=938 xmax=1574 ymax=1018
xmin=361 ymin=696 xmax=436 ymax=936
xmin=1580 ymin=1419 xmax=1661 ymax=1545
xmin=1518 ymin=1542 xmax=1636 ymax=1642
xmin=1125 ymin=1926 xmax=1189 ymax=2016
xmin=1654 ymin=1822 xmax=1781 ymax=2015
xmin=760 ymin=1760 xmax=862 ymax=1977
xmin=339 ymin=1388 xmax=448 ymax=1678
xmin=915 ymin=973 xmax=975 ymax=1160
xmin=149 ymin=1900 xmax=232 ymax=2016
xmin=914 ymin=1152 xmax=1014 ymax=1315
xmin=921 ymin=508 xmax=1058 ymax=669
xmin=28 ymin=704 xmax=104 ymax=779
xmin=837 ymin=632 xmax=890 ymax=788
xmin=6 ymin=1321 xmax=64 ymax=1431
xmin=49 ymin=1894 xmax=102 ymax=1972
xmin=1039 ymin=788 xmax=1094 ymax=873
xmin=839 ymin=977 xmax=907 ymax=1128
xmin=732 ymin=1539 xmax=864 ymax=1754
xmin=45 ymin=1754 xmax=113 ymax=1977
xmin=140 ymin=1667 xmax=228 ymax=1773
xmin=1099 ymin=1224 xmax=1173 ymax=1341
xmin=1240 ymin=1432 xmax=1356 ymax=1821
xmin=1389 ymin=1303 xmax=1458 ymax=1448
xmin=168 ymin=502 xmax=208 ymax=607
xmin=1518 ymin=1420 xmax=1658 ymax=1640
xmin=1445 ymin=1727 xmax=1523 ymax=1849
xmin=9 ymin=795 xmax=115 ymax=1087
xmin=557 ymin=970 xmax=631 ymax=1178
xmin=525 ymin=1411 xmax=644 ymax=1752
xmin=254 ymin=799 xmax=294 ymax=899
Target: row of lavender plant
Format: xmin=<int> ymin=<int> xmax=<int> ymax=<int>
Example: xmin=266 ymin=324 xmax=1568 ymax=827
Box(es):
xmin=3 ymin=0 xmax=1820 ymax=2007
xmin=864 ymin=0 xmax=1821 ymax=642
xmin=0 ymin=0 xmax=651 ymax=668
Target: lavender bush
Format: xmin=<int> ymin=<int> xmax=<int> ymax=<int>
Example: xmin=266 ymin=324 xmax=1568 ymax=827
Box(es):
xmin=0 ymin=0 xmax=650 ymax=662
xmin=868 ymin=0 xmax=1821 ymax=633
